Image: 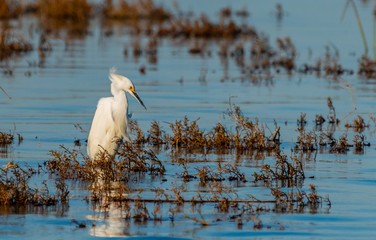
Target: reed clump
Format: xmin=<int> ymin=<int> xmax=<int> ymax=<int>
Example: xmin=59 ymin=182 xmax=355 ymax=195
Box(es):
xmin=117 ymin=142 xmax=165 ymax=175
xmin=46 ymin=143 xmax=165 ymax=183
xmin=297 ymin=112 xmax=307 ymax=129
xmin=358 ymin=55 xmax=376 ymax=78
xmin=294 ymin=129 xmax=318 ymax=151
xmin=45 ymin=144 xmax=164 ymax=203
xmin=0 ymin=0 xmax=21 ymax=19
xmin=329 ymin=135 xmax=350 ymax=153
xmin=315 ymin=114 xmax=325 ymax=126
xmin=292 ymin=98 xmax=373 ymax=154
xmin=0 ymin=131 xmax=23 ymax=147
xmin=274 ymin=37 xmax=296 ymax=71
xmin=0 ymin=161 xmax=57 ymax=206
xmin=35 ymin=0 xmax=92 ymax=35
xmin=353 ymin=134 xmax=370 ymax=153
xmin=0 ymin=131 xmax=13 ymax=145
xmin=253 ymin=151 xmax=305 ymax=187
xmin=195 ymin=163 xmax=246 ymax=183
xmin=37 ymin=0 xmax=91 ymax=21
xmin=245 ymin=36 xmax=298 ymax=75
xmin=344 ymin=115 xmax=369 ymax=132
xmin=327 ymin=97 xmax=338 ymax=124
xmin=129 ymin=103 xmax=280 ymax=155
xmin=207 ymin=122 xmax=232 ymax=150
xmin=298 ymin=47 xmax=352 ymax=76
xmin=168 ymin=117 xmax=206 ymax=151
xmin=0 ymin=28 xmax=33 ymax=60
xmin=271 ymin=184 xmax=329 ymax=213
xmin=294 ymin=126 xmax=368 ymax=154
xmin=103 ymin=0 xmax=171 ymax=21
xmin=225 ymin=104 xmax=280 ymax=152
xmin=157 ymin=14 xmax=257 ymax=39
xmin=147 ymin=120 xmax=166 ymax=145
xmin=129 ymin=120 xmax=147 ymax=145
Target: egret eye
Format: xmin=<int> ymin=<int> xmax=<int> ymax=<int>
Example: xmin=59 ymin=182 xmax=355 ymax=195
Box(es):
xmin=130 ymin=86 xmax=135 ymax=92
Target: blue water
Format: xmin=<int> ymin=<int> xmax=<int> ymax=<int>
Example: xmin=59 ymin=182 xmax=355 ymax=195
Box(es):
xmin=1 ymin=0 xmax=376 ymax=239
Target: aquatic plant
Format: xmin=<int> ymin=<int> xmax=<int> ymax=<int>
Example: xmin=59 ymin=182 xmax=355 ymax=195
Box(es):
xmin=298 ymin=46 xmax=353 ymax=77
xmin=47 ymin=143 xmax=164 ymax=182
xmin=271 ymin=184 xmax=329 ymax=213
xmin=329 ymin=135 xmax=350 ymax=153
xmin=0 ymin=0 xmax=21 ymax=19
xmin=157 ymin=13 xmax=257 ymax=39
xmin=294 ymin=129 xmax=318 ymax=151
xmin=35 ymin=0 xmax=92 ymax=35
xmin=358 ymin=55 xmax=376 ymax=78
xmin=353 ymin=134 xmax=370 ymax=153
xmin=102 ymin=0 xmax=171 ymax=21
xmin=253 ymin=151 xmax=305 ymax=187
xmin=129 ymin=120 xmax=147 ymax=145
xmin=344 ymin=115 xmax=369 ymax=132
xmin=168 ymin=116 xmax=207 ymax=151
xmin=297 ymin=112 xmax=307 ymax=129
xmin=224 ymin=102 xmax=280 ymax=152
xmin=315 ymin=114 xmax=325 ymax=126
xmin=147 ymin=120 xmax=166 ymax=145
xmin=0 ymin=131 xmax=13 ymax=145
xmin=274 ymin=37 xmax=296 ymax=71
xmin=0 ymin=161 xmax=57 ymax=206
xmin=0 ymin=28 xmax=33 ymax=60
xmin=127 ymin=103 xmax=280 ymax=155
xmin=327 ymin=97 xmax=338 ymax=124
xmin=0 ymin=130 xmax=23 ymax=147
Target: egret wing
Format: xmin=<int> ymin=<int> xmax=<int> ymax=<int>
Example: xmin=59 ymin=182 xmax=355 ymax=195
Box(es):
xmin=87 ymin=97 xmax=117 ymax=159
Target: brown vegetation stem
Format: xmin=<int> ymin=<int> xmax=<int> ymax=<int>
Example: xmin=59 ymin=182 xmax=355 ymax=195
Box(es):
xmin=73 ymin=123 xmax=88 ymax=133
xmin=183 ymin=214 xmax=209 ymax=225
xmin=374 ymin=13 xmax=376 ymax=59
xmin=0 ymin=86 xmax=11 ymax=99
xmin=341 ymin=0 xmax=368 ymax=55
xmin=122 ymin=198 xmax=284 ymax=204
xmin=337 ymin=80 xmax=357 ymax=125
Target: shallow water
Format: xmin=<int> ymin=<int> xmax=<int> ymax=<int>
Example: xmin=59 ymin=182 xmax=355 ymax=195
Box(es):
xmin=1 ymin=0 xmax=376 ymax=239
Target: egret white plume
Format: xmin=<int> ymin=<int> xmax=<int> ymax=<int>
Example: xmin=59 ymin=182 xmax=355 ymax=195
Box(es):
xmin=87 ymin=68 xmax=146 ymax=160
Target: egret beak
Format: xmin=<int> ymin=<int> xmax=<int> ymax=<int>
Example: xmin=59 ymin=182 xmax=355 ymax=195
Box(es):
xmin=130 ymin=90 xmax=147 ymax=110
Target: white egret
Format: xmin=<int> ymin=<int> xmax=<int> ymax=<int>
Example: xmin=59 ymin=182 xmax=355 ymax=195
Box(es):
xmin=87 ymin=68 xmax=146 ymax=160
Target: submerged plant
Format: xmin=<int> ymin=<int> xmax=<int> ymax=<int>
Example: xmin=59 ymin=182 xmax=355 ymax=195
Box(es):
xmin=0 ymin=0 xmax=21 ymax=19
xmin=294 ymin=129 xmax=318 ymax=151
xmin=0 ymin=161 xmax=57 ymax=206
xmin=0 ymin=27 xmax=33 ymax=60
xmin=344 ymin=115 xmax=369 ymax=132
xmin=0 ymin=131 xmax=13 ymax=145
xmin=358 ymin=55 xmax=376 ymax=78
xmin=271 ymin=184 xmax=329 ymax=213
xmin=103 ymin=0 xmax=171 ymax=21
xmin=253 ymin=151 xmax=305 ymax=187
xmin=35 ymin=0 xmax=92 ymax=35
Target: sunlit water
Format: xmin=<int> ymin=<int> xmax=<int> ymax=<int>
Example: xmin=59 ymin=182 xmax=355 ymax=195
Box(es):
xmin=1 ymin=1 xmax=376 ymax=239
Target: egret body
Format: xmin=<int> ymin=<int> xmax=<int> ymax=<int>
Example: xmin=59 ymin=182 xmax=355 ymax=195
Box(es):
xmin=87 ymin=68 xmax=146 ymax=160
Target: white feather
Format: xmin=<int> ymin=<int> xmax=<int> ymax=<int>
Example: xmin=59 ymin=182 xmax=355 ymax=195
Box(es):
xmin=87 ymin=68 xmax=145 ymax=160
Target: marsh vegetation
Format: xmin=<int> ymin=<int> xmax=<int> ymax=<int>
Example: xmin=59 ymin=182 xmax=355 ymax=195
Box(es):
xmin=0 ymin=0 xmax=376 ymax=239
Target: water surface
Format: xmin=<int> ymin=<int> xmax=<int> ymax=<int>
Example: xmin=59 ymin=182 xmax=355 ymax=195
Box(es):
xmin=1 ymin=1 xmax=376 ymax=239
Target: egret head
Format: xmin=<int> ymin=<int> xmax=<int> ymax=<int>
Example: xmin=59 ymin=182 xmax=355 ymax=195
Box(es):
xmin=109 ymin=68 xmax=146 ymax=110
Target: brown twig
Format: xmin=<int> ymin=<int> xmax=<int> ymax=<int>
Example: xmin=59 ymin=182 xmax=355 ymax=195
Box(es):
xmin=183 ymin=214 xmax=209 ymax=226
xmin=73 ymin=123 xmax=88 ymax=133
xmin=0 ymin=86 xmax=11 ymax=100
xmin=337 ymin=80 xmax=356 ymax=126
